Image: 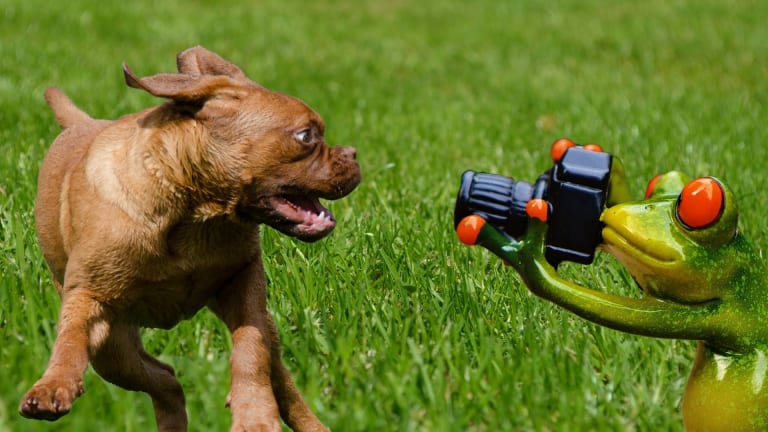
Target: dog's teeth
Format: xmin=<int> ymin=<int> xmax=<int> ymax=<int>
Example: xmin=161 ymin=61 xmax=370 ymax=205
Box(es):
xmin=317 ymin=211 xmax=332 ymax=222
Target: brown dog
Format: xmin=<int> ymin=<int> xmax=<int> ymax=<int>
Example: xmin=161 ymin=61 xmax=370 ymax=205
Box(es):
xmin=20 ymin=46 xmax=360 ymax=432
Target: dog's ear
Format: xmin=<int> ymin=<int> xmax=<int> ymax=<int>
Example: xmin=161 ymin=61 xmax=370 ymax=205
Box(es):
xmin=176 ymin=46 xmax=248 ymax=82
xmin=123 ymin=63 xmax=237 ymax=103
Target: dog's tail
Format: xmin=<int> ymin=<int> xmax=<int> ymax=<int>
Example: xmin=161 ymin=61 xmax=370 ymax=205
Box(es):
xmin=44 ymin=87 xmax=92 ymax=129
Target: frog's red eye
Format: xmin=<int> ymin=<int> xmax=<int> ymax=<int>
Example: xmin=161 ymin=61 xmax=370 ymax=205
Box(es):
xmin=676 ymin=177 xmax=724 ymax=229
xmin=645 ymin=174 xmax=663 ymax=199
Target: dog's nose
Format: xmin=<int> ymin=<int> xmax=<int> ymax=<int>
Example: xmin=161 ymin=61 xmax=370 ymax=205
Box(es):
xmin=339 ymin=146 xmax=357 ymax=160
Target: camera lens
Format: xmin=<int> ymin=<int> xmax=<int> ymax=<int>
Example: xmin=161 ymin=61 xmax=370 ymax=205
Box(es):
xmin=454 ymin=170 xmax=533 ymax=238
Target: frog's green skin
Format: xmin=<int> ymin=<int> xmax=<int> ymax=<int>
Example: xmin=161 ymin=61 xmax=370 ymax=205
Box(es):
xmin=468 ymin=171 xmax=768 ymax=431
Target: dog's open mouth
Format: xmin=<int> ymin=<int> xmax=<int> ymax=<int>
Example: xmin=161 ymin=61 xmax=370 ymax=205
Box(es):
xmin=269 ymin=194 xmax=337 ymax=241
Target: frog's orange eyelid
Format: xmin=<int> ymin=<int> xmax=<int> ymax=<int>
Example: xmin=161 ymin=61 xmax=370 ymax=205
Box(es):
xmin=645 ymin=174 xmax=664 ymax=199
xmin=676 ymin=177 xmax=724 ymax=229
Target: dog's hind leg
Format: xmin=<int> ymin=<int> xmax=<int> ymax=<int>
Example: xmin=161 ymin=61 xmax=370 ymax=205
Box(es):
xmin=90 ymin=324 xmax=187 ymax=432
xmin=264 ymin=314 xmax=330 ymax=432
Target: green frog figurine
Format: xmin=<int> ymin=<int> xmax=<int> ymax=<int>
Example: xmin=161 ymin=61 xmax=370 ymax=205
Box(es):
xmin=457 ymin=171 xmax=768 ymax=431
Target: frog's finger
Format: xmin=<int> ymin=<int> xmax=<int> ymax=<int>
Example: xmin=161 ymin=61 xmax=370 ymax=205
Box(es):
xmin=525 ymin=198 xmax=549 ymax=223
xmin=521 ymin=199 xmax=550 ymax=256
xmin=456 ymin=215 xmax=523 ymax=263
xmin=456 ymin=214 xmax=487 ymax=246
xmin=521 ymin=216 xmax=549 ymax=258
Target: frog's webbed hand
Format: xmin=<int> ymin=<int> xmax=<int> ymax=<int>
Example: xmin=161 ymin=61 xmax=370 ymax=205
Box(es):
xmin=510 ymin=216 xmax=550 ymax=272
xmin=456 ymin=214 xmax=525 ymax=265
xmin=456 ymin=214 xmax=562 ymax=291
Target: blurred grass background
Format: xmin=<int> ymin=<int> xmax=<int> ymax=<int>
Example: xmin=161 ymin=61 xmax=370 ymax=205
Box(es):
xmin=1 ymin=0 xmax=767 ymax=430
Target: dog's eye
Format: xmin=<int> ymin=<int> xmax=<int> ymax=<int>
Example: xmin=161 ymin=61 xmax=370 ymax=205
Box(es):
xmin=294 ymin=129 xmax=313 ymax=145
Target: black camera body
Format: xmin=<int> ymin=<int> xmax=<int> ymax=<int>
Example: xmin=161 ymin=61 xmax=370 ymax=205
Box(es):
xmin=454 ymin=145 xmax=614 ymax=266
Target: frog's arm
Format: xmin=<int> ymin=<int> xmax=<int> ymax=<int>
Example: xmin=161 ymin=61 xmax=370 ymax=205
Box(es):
xmin=457 ymin=215 xmax=722 ymax=340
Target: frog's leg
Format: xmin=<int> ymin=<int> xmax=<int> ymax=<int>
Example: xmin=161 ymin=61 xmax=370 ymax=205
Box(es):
xmin=459 ymin=216 xmax=722 ymax=341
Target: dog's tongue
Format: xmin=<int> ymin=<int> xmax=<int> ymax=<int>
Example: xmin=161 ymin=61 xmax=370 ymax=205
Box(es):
xmin=272 ymin=194 xmax=336 ymax=237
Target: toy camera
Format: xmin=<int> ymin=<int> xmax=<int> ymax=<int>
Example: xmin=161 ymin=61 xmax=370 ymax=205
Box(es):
xmin=454 ymin=139 xmax=623 ymax=266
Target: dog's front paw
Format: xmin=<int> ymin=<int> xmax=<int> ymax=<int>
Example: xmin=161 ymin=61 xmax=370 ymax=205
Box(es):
xmin=19 ymin=377 xmax=85 ymax=421
xmin=230 ymin=418 xmax=283 ymax=432
xmin=228 ymin=397 xmax=282 ymax=432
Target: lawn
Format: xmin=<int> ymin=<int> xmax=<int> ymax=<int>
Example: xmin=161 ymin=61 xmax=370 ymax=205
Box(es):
xmin=1 ymin=0 xmax=767 ymax=430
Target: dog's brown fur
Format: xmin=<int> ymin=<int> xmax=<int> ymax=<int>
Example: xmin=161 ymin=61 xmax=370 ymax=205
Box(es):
xmin=20 ymin=46 xmax=360 ymax=432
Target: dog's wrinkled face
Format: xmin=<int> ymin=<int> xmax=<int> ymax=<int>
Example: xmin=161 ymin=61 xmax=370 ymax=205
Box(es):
xmin=231 ymin=90 xmax=361 ymax=241
xmin=124 ymin=48 xmax=361 ymax=242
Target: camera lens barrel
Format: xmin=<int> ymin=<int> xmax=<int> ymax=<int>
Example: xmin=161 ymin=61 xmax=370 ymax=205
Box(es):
xmin=454 ymin=171 xmax=533 ymax=238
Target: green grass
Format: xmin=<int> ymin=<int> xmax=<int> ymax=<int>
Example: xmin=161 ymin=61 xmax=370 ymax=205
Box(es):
xmin=2 ymin=0 xmax=767 ymax=430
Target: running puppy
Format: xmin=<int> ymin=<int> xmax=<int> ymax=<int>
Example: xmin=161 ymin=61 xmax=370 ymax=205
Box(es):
xmin=20 ymin=46 xmax=360 ymax=432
